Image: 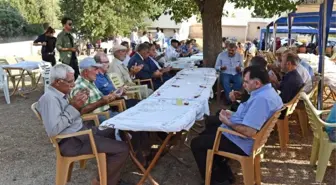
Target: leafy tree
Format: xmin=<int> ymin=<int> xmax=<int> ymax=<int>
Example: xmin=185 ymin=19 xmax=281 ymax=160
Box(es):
xmin=154 ymin=0 xmax=299 ymax=67
xmin=0 ymin=1 xmax=26 ymax=38
xmin=60 ymin=0 xmax=162 ymax=39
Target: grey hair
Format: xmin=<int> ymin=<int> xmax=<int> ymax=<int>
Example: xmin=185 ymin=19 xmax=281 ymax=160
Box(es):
xmin=94 ymin=52 xmax=106 ymax=63
xmin=50 ymin=64 xmax=74 ymax=83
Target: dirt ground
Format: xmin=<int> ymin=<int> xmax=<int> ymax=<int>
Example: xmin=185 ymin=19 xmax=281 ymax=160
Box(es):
xmin=0 ymin=87 xmax=335 ymax=185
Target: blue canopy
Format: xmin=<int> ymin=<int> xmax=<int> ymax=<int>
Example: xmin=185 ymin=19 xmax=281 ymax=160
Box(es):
xmin=261 ymin=26 xmax=319 ymax=34
xmin=268 ymin=11 xmax=336 ymax=28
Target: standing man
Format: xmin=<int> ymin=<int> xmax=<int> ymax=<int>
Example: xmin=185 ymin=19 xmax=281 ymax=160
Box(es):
xmin=130 ymin=27 xmax=139 ymax=50
xmin=139 ymin=31 xmax=149 ymax=44
xmin=56 ymin=17 xmax=80 ymax=79
xmin=215 ymin=43 xmax=243 ymax=105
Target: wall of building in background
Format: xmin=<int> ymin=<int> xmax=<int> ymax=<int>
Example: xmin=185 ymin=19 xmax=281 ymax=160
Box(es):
xmin=247 ymin=22 xmax=269 ymax=41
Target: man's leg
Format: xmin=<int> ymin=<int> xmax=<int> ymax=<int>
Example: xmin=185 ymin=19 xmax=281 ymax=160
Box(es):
xmin=232 ymin=73 xmax=242 ymax=91
xmin=69 ymin=59 xmax=80 ymax=79
xmin=60 ymin=128 xmax=129 ymax=185
xmin=221 ymin=73 xmax=232 ymax=104
xmin=191 ymin=133 xmax=247 ymax=183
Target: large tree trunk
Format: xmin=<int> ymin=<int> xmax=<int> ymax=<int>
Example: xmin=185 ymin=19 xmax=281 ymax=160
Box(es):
xmin=196 ymin=0 xmax=225 ymax=67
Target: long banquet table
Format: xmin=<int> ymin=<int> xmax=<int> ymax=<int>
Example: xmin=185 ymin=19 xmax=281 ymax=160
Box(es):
xmin=100 ymin=67 xmax=217 ymax=185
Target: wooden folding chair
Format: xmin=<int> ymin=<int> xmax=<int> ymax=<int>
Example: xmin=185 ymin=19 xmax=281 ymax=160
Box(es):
xmin=277 ymin=87 xmax=304 ymax=151
xmin=134 ymin=78 xmax=154 ymax=90
xmin=30 ymin=102 xmax=107 ymax=185
xmin=205 ymin=108 xmax=283 ymax=185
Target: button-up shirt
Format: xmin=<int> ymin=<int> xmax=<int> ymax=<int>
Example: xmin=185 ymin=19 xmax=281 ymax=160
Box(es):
xmin=95 ymin=72 xmax=116 ymax=95
xmin=37 ymin=86 xmax=83 ymax=137
xmin=71 ymin=76 xmax=110 ymax=113
xmin=165 ymin=46 xmax=180 ymax=60
xmin=109 ymin=58 xmax=133 ymax=84
xmin=279 ymin=69 xmax=304 ymax=103
xmin=222 ymin=84 xmax=283 ymax=155
xmin=130 ymin=31 xmax=138 ymax=44
xmin=215 ymin=51 xmax=243 ymax=75
xmin=56 ymin=30 xmax=77 ymax=65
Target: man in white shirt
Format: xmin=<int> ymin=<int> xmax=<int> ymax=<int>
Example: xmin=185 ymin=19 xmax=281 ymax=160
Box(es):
xmin=120 ymin=41 xmax=131 ymax=66
xmin=155 ymin=27 xmax=164 ymax=52
xmin=130 ymin=27 xmax=139 ymax=50
xmin=173 ymin=29 xmax=179 ymax=41
xmin=139 ymin=31 xmax=149 ymax=44
xmin=165 ymin=39 xmax=181 ymax=61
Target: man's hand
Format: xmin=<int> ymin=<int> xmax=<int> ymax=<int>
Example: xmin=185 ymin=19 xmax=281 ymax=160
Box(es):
xmin=229 ymin=91 xmax=236 ymax=102
xmin=69 ymin=48 xmax=77 ymax=52
xmin=70 ymin=91 xmax=88 ymax=111
xmin=131 ymin=64 xmax=143 ymax=74
xmin=236 ymin=66 xmax=241 ymax=72
xmin=153 ymin=70 xmax=163 ymax=78
xmin=42 ymin=42 xmax=47 ymax=46
xmin=220 ymin=66 xmax=227 ymax=71
xmin=219 ymin=109 xmax=232 ymax=125
xmin=102 ymin=93 xmax=117 ymax=104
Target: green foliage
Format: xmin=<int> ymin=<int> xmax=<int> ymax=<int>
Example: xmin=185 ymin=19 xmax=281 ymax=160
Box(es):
xmin=0 ymin=1 xmax=27 ymax=38
xmin=60 ymin=0 xmax=163 ymax=39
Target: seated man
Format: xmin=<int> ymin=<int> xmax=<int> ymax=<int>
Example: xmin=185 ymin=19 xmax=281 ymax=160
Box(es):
xmin=181 ymin=40 xmax=197 ymax=57
xmin=215 ymin=42 xmax=243 ymax=105
xmin=37 ymin=64 xmax=130 ymax=185
xmin=120 ymin=41 xmax=132 ymax=67
xmin=165 ymin=39 xmax=181 ymax=61
xmin=270 ymin=51 xmax=304 ymax=119
xmin=147 ymin=43 xmax=172 ymax=82
xmin=108 ymin=45 xmax=153 ymax=98
xmin=70 ymin=57 xmax=119 ymax=123
xmin=128 ymin=43 xmax=163 ymax=90
xmin=94 ymin=52 xmax=139 ymax=109
xmin=190 ymin=38 xmax=200 ymax=54
xmin=191 ymin=66 xmax=283 ymax=185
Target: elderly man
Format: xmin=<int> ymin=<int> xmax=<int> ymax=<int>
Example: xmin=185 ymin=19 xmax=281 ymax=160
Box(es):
xmin=215 ymin=42 xmax=244 ymax=105
xmin=70 ymin=58 xmax=119 ymax=123
xmin=128 ymin=43 xmax=163 ymax=90
xmin=165 ymin=39 xmax=181 ymax=61
xmin=191 ymin=66 xmax=283 ymax=185
xmin=37 ymin=64 xmax=130 ymax=185
xmin=147 ymin=43 xmax=172 ymax=82
xmin=94 ymin=52 xmax=139 ymax=108
xmin=108 ymin=45 xmax=153 ymax=98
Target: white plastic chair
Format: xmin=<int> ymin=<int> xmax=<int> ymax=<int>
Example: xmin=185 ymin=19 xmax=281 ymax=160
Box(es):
xmin=0 ymin=66 xmax=10 ymax=104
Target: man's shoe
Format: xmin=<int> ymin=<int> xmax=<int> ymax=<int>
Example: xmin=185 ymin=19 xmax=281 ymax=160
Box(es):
xmin=118 ymin=179 xmax=134 ymax=185
xmin=200 ymin=180 xmax=231 ymax=185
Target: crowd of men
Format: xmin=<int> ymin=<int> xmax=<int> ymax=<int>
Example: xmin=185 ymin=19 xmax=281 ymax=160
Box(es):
xmin=33 ymin=16 xmax=334 ymax=185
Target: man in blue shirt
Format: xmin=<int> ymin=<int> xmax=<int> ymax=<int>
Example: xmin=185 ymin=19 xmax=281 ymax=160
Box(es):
xmin=191 ymin=66 xmax=283 ymax=185
xmin=94 ymin=52 xmax=139 ymax=109
xmin=128 ymin=43 xmax=164 ymax=90
xmin=215 ymin=43 xmax=244 ymax=105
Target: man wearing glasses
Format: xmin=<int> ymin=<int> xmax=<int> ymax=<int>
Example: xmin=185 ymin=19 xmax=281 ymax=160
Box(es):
xmin=56 ymin=17 xmax=80 ymax=79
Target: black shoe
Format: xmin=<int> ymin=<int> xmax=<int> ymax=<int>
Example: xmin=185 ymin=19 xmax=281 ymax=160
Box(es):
xmin=118 ymin=179 xmax=134 ymax=185
xmin=200 ymin=180 xmax=231 ymax=185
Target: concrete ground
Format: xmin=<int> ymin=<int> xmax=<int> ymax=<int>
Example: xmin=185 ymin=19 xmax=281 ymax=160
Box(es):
xmin=0 ymin=86 xmax=335 ymax=185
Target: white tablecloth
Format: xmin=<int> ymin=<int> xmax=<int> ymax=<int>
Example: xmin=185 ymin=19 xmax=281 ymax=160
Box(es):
xmin=298 ymin=53 xmax=336 ymax=92
xmin=101 ymin=68 xmax=217 ymax=132
xmin=166 ymin=54 xmax=203 ymax=69
xmin=1 ymin=61 xmax=46 ymax=71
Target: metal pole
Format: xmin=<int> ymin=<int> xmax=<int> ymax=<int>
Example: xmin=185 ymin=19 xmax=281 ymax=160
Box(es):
xmin=273 ymin=24 xmax=277 ymax=53
xmin=317 ymin=0 xmax=328 ymax=110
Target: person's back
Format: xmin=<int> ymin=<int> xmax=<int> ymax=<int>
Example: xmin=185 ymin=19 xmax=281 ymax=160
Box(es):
xmin=280 ymin=69 xmax=303 ymax=103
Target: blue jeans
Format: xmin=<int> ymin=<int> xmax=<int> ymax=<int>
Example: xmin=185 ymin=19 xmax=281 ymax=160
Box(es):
xmin=98 ymin=110 xmax=119 ymax=124
xmin=220 ymin=73 xmax=243 ymax=104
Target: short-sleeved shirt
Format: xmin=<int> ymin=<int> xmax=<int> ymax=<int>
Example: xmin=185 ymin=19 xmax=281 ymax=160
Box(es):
xmin=279 ymin=69 xmax=304 ymax=103
xmin=300 ymin=59 xmax=314 ymax=77
xmin=94 ymin=73 xmax=116 ymax=96
xmin=215 ymin=51 xmax=243 ymax=75
xmin=71 ymin=76 xmax=109 ymax=113
xmin=221 ymin=83 xmax=283 ymax=155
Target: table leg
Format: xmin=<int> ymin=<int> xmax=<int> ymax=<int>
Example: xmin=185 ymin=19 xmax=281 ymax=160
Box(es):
xmin=137 ymin=133 xmax=173 ymax=185
xmin=125 ymin=133 xmax=158 ymax=185
xmin=8 ymin=70 xmax=25 ymax=97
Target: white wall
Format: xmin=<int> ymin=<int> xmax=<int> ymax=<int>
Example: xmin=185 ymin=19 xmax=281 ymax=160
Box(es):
xmin=0 ymin=40 xmax=41 ymax=57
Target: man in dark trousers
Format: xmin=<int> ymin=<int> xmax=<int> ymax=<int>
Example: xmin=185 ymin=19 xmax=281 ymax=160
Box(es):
xmin=56 ymin=17 xmax=80 ymax=79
